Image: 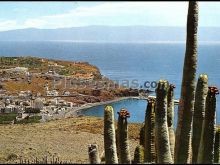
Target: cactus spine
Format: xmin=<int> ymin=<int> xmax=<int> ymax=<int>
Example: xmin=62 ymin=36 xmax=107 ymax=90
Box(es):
xmin=155 ymin=80 xmax=173 ymax=164
xmin=214 ymin=125 xmax=220 ymax=163
xmin=144 ymin=98 xmax=156 ymax=163
xmin=88 ymin=144 xmax=101 ymax=164
xmin=175 ymin=1 xmax=199 ymax=163
xmin=117 ymin=108 xmax=131 ymax=164
xmin=104 ymin=105 xmax=118 ymax=164
xmin=197 ymin=86 xmax=219 ymax=164
xmin=192 ymin=74 xmax=208 ymax=163
xmin=133 ymin=145 xmax=144 ymax=164
xmin=167 ymin=84 xmax=175 ymax=160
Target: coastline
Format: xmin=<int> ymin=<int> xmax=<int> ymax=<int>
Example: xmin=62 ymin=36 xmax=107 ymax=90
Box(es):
xmin=64 ymin=96 xmax=142 ymax=118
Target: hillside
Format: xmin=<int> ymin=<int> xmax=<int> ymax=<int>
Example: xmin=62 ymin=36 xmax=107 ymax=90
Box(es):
xmin=0 ymin=56 xmax=141 ymax=106
xmin=0 ymin=26 xmax=220 ymax=42
xmin=0 ymin=56 xmax=101 ymax=78
xmin=0 ymin=116 xmax=141 ymax=163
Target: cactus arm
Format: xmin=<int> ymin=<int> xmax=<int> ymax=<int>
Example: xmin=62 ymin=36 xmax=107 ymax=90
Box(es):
xmin=214 ymin=126 xmax=220 ymax=163
xmin=133 ymin=145 xmax=144 ymax=164
xmin=117 ymin=109 xmax=131 ymax=164
xmin=155 ymin=80 xmax=173 ymax=164
xmin=192 ymin=74 xmax=208 ymax=163
xmin=88 ymin=144 xmax=101 ymax=164
xmin=144 ymin=98 xmax=156 ymax=163
xmin=197 ymin=86 xmax=219 ymax=164
xmin=104 ymin=105 xmax=118 ymax=164
xmin=167 ymin=84 xmax=176 ymax=160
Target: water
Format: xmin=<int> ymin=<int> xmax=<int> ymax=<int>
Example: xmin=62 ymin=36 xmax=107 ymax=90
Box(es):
xmin=82 ymin=98 xmax=179 ymax=127
xmin=0 ymin=41 xmax=219 ymax=123
xmin=82 ymin=98 xmax=147 ymax=123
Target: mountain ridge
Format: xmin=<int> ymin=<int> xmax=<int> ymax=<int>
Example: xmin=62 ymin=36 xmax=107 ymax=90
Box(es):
xmin=0 ymin=26 xmax=219 ymax=41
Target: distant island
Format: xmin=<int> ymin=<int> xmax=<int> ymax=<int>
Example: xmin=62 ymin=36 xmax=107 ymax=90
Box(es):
xmin=0 ymin=26 xmax=220 ymax=42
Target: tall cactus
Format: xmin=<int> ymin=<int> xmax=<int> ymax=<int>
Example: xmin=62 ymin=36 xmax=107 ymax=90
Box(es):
xmin=155 ymin=80 xmax=173 ymax=164
xmin=175 ymin=1 xmax=199 ymax=163
xmin=88 ymin=144 xmax=101 ymax=164
xmin=133 ymin=145 xmax=144 ymax=164
xmin=192 ymin=74 xmax=208 ymax=163
xmin=214 ymin=125 xmax=220 ymax=163
xmin=167 ymin=84 xmax=175 ymax=160
xmin=139 ymin=123 xmax=145 ymax=147
xmin=117 ymin=108 xmax=131 ymax=164
xmin=104 ymin=105 xmax=118 ymax=164
xmin=197 ymin=86 xmax=219 ymax=164
xmin=144 ymin=97 xmax=156 ymax=163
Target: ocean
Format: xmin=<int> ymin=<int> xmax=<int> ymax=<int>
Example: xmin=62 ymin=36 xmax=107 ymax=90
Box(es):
xmin=0 ymin=41 xmax=219 ymax=124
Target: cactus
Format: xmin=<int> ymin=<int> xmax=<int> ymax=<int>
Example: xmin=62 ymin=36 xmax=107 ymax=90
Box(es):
xmin=167 ymin=84 xmax=175 ymax=160
xmin=175 ymin=1 xmax=199 ymax=163
xmin=144 ymin=97 xmax=156 ymax=163
xmin=139 ymin=123 xmax=145 ymax=146
xmin=214 ymin=125 xmax=220 ymax=163
xmin=88 ymin=144 xmax=101 ymax=164
xmin=133 ymin=145 xmax=144 ymax=164
xmin=155 ymin=80 xmax=173 ymax=164
xmin=192 ymin=74 xmax=208 ymax=163
xmin=117 ymin=108 xmax=131 ymax=164
xmin=197 ymin=86 xmax=219 ymax=164
xmin=104 ymin=105 xmax=118 ymax=164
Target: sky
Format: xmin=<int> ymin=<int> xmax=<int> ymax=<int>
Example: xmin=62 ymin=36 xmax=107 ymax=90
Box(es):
xmin=0 ymin=1 xmax=220 ymax=31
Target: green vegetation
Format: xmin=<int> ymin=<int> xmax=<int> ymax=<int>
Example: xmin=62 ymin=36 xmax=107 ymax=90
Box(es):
xmin=0 ymin=113 xmax=41 ymax=124
xmin=0 ymin=113 xmax=17 ymax=124
xmin=58 ymin=66 xmax=85 ymax=76
xmin=0 ymin=56 xmax=42 ymax=69
xmin=15 ymin=116 xmax=42 ymax=124
xmin=24 ymin=108 xmax=41 ymax=114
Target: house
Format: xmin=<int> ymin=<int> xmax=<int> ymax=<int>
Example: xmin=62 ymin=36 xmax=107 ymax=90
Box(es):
xmin=63 ymin=91 xmax=70 ymax=96
xmin=46 ymin=90 xmax=59 ymax=96
xmin=66 ymin=102 xmax=73 ymax=108
xmin=10 ymin=67 xmax=28 ymax=73
xmin=1 ymin=105 xmax=17 ymax=113
xmin=19 ymin=91 xmax=32 ymax=97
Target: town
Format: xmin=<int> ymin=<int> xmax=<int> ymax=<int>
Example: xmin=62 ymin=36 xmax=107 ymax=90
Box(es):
xmin=0 ymin=56 xmax=146 ymax=124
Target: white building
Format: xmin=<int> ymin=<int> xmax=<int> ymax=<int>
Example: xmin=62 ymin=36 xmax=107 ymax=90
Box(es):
xmin=46 ymin=90 xmax=59 ymax=96
xmin=10 ymin=67 xmax=28 ymax=72
xmin=63 ymin=91 xmax=70 ymax=96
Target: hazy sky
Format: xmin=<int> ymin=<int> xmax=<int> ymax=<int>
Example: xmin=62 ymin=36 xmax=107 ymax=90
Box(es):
xmin=0 ymin=1 xmax=219 ymax=31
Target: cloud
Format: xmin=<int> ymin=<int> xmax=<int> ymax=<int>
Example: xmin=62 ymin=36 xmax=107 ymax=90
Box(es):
xmin=19 ymin=2 xmax=188 ymax=29
xmin=23 ymin=19 xmax=47 ymax=28
xmin=0 ymin=2 xmax=219 ymax=31
xmin=0 ymin=20 xmax=18 ymax=31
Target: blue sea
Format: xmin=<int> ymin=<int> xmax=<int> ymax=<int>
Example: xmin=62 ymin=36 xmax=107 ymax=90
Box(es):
xmin=0 ymin=41 xmax=219 ymax=124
